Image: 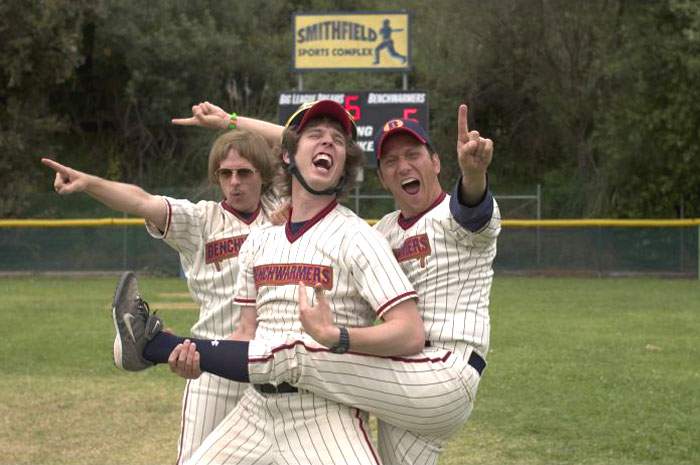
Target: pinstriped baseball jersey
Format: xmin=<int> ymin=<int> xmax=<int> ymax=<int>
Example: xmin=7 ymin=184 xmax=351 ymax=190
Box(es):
xmin=146 ymin=196 xmax=272 ymax=464
xmin=188 ymin=200 xmax=414 ymax=464
xmin=234 ymin=200 xmax=417 ymax=339
xmin=237 ymin=189 xmax=500 ymax=464
xmin=374 ymin=192 xmax=501 ymax=357
xmin=146 ymin=197 xmax=271 ymax=340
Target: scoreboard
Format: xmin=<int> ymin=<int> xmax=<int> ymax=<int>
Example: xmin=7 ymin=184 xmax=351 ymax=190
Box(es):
xmin=278 ymin=91 xmax=428 ymax=167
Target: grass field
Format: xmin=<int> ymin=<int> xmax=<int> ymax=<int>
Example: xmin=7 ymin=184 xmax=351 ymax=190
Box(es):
xmin=0 ymin=276 xmax=698 ymax=465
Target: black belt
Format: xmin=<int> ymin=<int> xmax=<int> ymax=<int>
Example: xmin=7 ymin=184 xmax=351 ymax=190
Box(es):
xmin=254 ymin=382 xmax=298 ymax=394
xmin=425 ymin=341 xmax=486 ymax=376
xmin=467 ymin=350 xmax=486 ymax=376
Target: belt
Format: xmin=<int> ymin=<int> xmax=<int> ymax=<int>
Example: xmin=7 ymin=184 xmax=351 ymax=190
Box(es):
xmin=467 ymin=350 xmax=486 ymax=376
xmin=253 ymin=382 xmax=298 ymax=394
xmin=425 ymin=341 xmax=486 ymax=376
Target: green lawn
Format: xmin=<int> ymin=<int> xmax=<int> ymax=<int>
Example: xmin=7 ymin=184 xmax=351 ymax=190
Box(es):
xmin=0 ymin=276 xmax=698 ymax=464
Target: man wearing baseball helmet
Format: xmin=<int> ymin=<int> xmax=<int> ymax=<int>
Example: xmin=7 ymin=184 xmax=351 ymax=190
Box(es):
xmin=122 ymin=101 xmax=501 ymax=465
xmin=115 ymin=100 xmax=425 ymax=464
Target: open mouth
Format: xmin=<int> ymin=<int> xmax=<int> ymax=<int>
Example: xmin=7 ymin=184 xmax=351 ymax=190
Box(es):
xmin=312 ymin=153 xmax=333 ymax=172
xmin=401 ymin=178 xmax=421 ymax=195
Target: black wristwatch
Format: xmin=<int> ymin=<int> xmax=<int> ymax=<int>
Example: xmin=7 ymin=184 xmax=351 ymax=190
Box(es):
xmin=329 ymin=326 xmax=350 ymax=354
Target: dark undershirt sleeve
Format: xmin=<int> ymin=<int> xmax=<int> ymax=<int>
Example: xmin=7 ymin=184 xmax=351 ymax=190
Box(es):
xmin=449 ymin=176 xmax=494 ymax=232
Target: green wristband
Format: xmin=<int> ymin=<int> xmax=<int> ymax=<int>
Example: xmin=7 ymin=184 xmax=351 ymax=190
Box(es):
xmin=228 ymin=112 xmax=238 ymax=130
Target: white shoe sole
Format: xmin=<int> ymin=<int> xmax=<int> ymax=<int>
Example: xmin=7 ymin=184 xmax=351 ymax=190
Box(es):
xmin=112 ymin=306 xmax=125 ymax=370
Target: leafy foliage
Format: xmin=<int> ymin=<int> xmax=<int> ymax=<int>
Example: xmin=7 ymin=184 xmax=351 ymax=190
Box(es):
xmin=1 ymin=0 xmax=698 ymax=218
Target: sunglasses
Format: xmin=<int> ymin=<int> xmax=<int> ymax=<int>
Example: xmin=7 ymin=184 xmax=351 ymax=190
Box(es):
xmin=215 ymin=168 xmax=258 ymax=180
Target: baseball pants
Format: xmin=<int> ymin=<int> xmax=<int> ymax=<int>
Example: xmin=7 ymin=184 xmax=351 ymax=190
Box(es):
xmin=176 ymin=373 xmax=246 ymax=464
xmin=185 ymin=386 xmax=381 ymax=465
xmin=246 ymin=335 xmax=484 ymax=440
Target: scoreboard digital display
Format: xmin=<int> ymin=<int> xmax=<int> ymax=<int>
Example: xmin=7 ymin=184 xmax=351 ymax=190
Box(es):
xmin=278 ymin=91 xmax=428 ymax=167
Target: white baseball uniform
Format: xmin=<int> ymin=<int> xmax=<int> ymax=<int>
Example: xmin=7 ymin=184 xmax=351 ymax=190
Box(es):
xmin=231 ymin=188 xmax=501 ymax=465
xmin=186 ymin=200 xmax=418 ymax=465
xmin=146 ymin=196 xmax=271 ymax=465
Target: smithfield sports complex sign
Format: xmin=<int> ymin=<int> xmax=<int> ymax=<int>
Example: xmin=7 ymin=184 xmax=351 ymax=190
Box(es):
xmin=293 ymin=12 xmax=411 ymax=71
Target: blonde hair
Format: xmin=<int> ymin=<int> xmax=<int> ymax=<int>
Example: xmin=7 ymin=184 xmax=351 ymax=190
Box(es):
xmin=207 ymin=129 xmax=277 ymax=193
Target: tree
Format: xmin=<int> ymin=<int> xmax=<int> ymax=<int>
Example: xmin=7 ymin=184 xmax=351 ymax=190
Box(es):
xmin=595 ymin=0 xmax=700 ymax=217
xmin=0 ymin=0 xmax=93 ymax=216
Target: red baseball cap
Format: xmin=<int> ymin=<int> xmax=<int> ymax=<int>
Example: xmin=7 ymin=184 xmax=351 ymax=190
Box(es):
xmin=374 ymin=118 xmax=432 ymax=161
xmin=285 ymin=100 xmax=357 ymax=140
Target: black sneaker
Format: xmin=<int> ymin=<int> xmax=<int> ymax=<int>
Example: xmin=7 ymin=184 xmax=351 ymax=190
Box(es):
xmin=111 ymin=271 xmax=163 ymax=371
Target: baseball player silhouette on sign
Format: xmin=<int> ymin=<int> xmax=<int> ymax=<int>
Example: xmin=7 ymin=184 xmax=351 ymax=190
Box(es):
xmin=373 ymin=19 xmax=407 ymax=65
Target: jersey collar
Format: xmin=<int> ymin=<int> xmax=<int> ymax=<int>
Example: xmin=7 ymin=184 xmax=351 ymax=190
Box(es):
xmin=221 ymin=201 xmax=261 ymax=225
xmin=285 ymin=199 xmax=338 ymax=243
xmin=397 ymin=191 xmax=446 ymax=230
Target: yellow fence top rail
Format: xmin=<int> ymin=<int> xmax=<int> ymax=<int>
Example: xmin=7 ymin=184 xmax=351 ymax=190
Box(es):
xmin=0 ymin=218 xmax=145 ymax=228
xmin=501 ymin=219 xmax=700 ymax=227
xmin=1 ymin=218 xmax=700 ymax=228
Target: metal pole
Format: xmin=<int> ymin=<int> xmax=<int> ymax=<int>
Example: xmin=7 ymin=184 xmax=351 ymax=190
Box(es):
xmin=679 ymin=197 xmax=685 ymax=274
xmin=402 ymin=73 xmax=408 ymax=91
xmin=355 ymin=168 xmax=364 ymax=215
xmin=297 ymin=74 xmax=303 ymax=91
xmin=122 ymin=211 xmax=128 ymax=270
xmin=536 ymin=184 xmax=541 ymax=266
xmin=697 ymin=225 xmax=699 ymax=280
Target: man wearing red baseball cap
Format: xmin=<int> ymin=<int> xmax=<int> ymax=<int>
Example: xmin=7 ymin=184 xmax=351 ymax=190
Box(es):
xmin=117 ymin=99 xmax=425 ymax=464
xmin=158 ymin=101 xmax=501 ymax=465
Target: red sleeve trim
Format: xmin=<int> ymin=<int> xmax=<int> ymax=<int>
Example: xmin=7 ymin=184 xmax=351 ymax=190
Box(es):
xmin=375 ymin=291 xmax=418 ymax=319
xmin=161 ymin=198 xmax=173 ymax=239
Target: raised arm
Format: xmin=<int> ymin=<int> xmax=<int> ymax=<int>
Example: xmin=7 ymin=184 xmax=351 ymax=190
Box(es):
xmin=41 ymin=158 xmax=167 ymax=231
xmin=456 ymin=104 xmax=493 ymax=205
xmin=172 ymin=101 xmax=284 ymax=146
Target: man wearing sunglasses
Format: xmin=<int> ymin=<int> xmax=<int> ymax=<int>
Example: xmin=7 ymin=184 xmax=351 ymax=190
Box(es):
xmin=42 ymin=129 xmax=278 ymax=464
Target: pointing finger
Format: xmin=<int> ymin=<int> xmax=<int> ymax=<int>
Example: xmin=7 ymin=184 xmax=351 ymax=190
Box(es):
xmin=171 ymin=117 xmax=197 ymax=126
xmin=457 ymin=104 xmax=469 ymax=143
xmin=41 ymin=158 xmax=69 ymax=175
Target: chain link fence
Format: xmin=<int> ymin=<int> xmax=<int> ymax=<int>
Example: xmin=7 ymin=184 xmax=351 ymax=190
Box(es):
xmin=2 ymin=188 xmax=697 ymax=278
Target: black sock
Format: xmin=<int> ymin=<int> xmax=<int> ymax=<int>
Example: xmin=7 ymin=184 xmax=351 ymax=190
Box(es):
xmin=143 ymin=332 xmax=184 ymax=363
xmin=143 ymin=332 xmax=250 ymax=382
